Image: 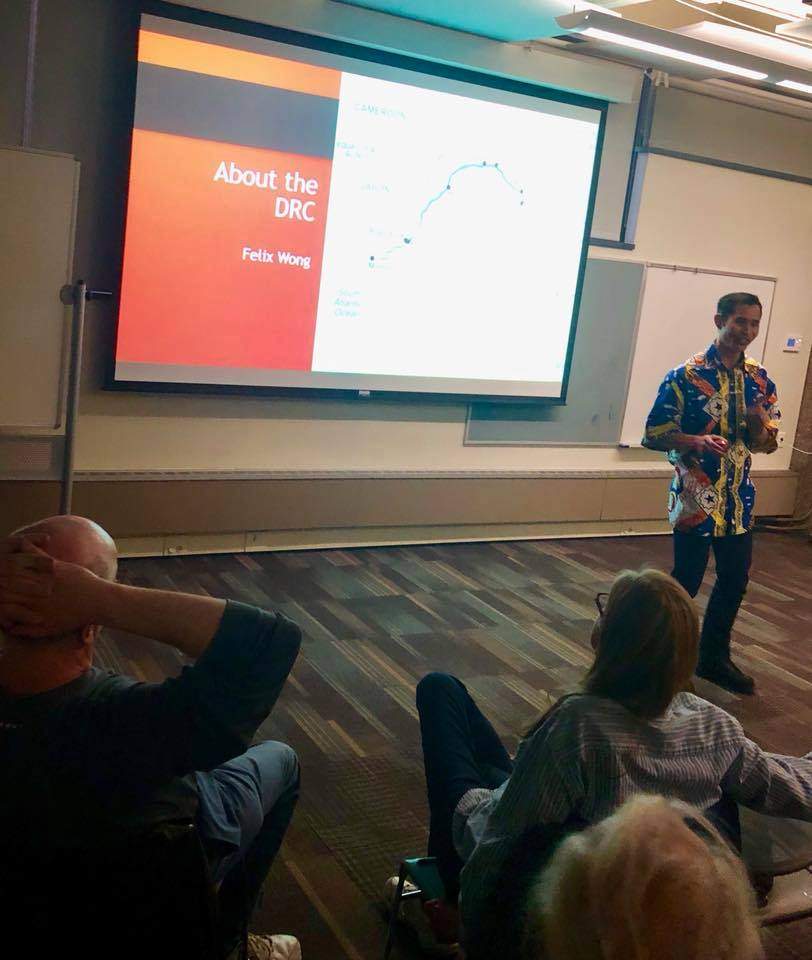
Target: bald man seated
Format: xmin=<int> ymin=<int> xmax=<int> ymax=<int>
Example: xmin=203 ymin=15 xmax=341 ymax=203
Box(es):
xmin=0 ymin=516 xmax=302 ymax=960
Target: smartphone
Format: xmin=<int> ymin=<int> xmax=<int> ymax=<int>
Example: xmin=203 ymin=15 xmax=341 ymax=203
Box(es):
xmin=403 ymin=857 xmax=446 ymax=901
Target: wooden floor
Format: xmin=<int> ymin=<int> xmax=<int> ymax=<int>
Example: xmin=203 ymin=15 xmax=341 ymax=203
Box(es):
xmin=101 ymin=531 xmax=812 ymax=960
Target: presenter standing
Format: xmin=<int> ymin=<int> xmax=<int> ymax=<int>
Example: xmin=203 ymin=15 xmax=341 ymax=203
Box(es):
xmin=643 ymin=293 xmax=780 ymax=694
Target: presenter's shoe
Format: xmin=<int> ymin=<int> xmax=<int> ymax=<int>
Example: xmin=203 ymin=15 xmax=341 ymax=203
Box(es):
xmin=245 ymin=933 xmax=302 ymax=960
xmin=696 ymin=656 xmax=755 ymax=695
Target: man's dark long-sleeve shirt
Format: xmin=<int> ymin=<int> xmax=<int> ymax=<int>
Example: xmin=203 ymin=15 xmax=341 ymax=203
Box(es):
xmin=0 ymin=602 xmax=301 ymax=854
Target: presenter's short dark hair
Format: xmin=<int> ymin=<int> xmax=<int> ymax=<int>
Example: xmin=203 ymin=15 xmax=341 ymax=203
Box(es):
xmin=717 ymin=292 xmax=762 ymax=318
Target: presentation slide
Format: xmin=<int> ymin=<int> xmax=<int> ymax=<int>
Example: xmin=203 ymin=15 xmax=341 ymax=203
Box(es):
xmin=113 ymin=15 xmax=604 ymax=399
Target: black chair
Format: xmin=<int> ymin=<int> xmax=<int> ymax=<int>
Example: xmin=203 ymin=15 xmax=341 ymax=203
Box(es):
xmin=0 ymin=821 xmax=223 ymax=959
xmin=738 ymin=807 xmax=812 ymax=925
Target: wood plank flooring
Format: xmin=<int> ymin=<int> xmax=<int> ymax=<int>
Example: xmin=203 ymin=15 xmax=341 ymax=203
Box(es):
xmin=100 ymin=531 xmax=812 ymax=959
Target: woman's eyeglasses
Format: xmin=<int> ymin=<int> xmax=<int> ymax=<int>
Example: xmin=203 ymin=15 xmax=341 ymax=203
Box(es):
xmin=595 ymin=592 xmax=609 ymax=616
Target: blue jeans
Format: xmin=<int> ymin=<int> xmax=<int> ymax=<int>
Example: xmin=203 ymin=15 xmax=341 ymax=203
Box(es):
xmin=196 ymin=741 xmax=300 ymax=953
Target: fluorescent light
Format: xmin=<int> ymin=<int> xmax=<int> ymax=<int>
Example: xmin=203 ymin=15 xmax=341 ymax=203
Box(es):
xmin=572 ymin=2 xmax=623 ymax=17
xmin=777 ymin=78 xmax=812 ymax=93
xmin=776 ymin=20 xmax=812 ymax=39
xmin=677 ymin=21 xmax=812 ymax=70
xmin=580 ymin=26 xmax=770 ymax=79
xmin=689 ymin=0 xmax=808 ymax=20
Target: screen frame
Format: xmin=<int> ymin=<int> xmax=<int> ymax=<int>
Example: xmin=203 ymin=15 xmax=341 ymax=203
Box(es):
xmin=107 ymin=0 xmax=608 ymax=405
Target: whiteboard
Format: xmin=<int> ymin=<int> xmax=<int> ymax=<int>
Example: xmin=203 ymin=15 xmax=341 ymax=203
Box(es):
xmin=619 ymin=265 xmax=775 ymax=447
xmin=0 ymin=147 xmax=79 ymax=433
xmin=465 ymin=259 xmax=645 ymax=445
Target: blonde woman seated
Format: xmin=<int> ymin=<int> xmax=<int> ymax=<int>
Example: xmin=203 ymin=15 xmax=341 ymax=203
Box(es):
xmin=468 ymin=795 xmax=764 ymax=960
xmin=414 ymin=569 xmax=812 ymax=949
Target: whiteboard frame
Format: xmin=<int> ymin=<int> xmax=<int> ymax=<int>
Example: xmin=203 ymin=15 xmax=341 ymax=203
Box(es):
xmin=0 ymin=145 xmax=80 ymax=437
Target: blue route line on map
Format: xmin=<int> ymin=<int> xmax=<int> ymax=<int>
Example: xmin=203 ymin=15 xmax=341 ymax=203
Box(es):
xmin=419 ymin=161 xmax=523 ymax=223
xmin=368 ymin=160 xmax=524 ymax=268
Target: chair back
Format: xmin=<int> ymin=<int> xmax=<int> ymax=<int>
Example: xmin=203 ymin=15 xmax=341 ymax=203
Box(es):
xmin=0 ymin=821 xmax=221 ymax=959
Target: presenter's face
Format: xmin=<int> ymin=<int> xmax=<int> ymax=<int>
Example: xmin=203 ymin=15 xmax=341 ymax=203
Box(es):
xmin=714 ymin=304 xmax=761 ymax=353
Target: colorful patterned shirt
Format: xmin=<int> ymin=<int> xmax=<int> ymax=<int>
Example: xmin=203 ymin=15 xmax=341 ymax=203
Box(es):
xmin=643 ymin=343 xmax=779 ymax=537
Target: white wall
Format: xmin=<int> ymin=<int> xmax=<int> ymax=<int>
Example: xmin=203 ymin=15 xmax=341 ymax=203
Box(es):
xmin=75 ymin=153 xmax=812 ymax=476
xmin=603 ymin=155 xmax=812 ymax=475
xmin=650 ymin=86 xmax=812 ymax=179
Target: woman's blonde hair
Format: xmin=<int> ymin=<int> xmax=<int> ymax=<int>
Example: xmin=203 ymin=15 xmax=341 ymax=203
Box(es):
xmin=583 ymin=568 xmax=699 ymax=719
xmin=523 ymin=569 xmax=698 ymax=739
xmin=526 ymin=795 xmax=764 ymax=960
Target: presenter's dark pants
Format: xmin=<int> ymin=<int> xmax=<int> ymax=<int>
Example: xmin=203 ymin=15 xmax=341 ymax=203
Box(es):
xmin=671 ymin=530 xmax=752 ymax=663
xmin=416 ymin=673 xmax=513 ymax=899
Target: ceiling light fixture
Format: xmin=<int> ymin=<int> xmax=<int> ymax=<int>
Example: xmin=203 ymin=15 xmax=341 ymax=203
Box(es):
xmin=572 ymin=2 xmax=623 ymax=17
xmin=687 ymin=0 xmax=802 ymax=22
xmin=676 ymin=21 xmax=812 ymax=68
xmin=775 ymin=20 xmax=812 ymax=40
xmin=776 ymin=78 xmax=812 ymax=93
xmin=579 ymin=26 xmax=770 ymax=78
xmin=672 ymin=0 xmax=812 ymax=50
xmin=557 ymin=10 xmax=812 ymax=93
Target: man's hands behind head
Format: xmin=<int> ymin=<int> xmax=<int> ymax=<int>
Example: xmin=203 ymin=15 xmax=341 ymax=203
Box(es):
xmin=1 ymin=533 xmax=226 ymax=658
xmin=0 ymin=537 xmax=107 ymax=638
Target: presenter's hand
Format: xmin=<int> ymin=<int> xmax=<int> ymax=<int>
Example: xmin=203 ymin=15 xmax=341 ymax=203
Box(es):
xmin=746 ymin=396 xmax=772 ymax=434
xmin=746 ymin=395 xmax=768 ymax=420
xmin=693 ymin=435 xmax=729 ymax=458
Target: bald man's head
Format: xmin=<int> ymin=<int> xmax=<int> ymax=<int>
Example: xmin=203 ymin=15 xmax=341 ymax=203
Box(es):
xmin=12 ymin=515 xmax=118 ymax=581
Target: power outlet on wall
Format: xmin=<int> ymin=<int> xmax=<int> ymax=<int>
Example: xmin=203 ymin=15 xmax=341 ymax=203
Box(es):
xmin=777 ymin=432 xmax=786 ymax=448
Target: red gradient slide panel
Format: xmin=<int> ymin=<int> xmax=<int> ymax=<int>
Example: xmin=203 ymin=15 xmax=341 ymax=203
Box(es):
xmin=116 ymin=129 xmax=333 ymax=370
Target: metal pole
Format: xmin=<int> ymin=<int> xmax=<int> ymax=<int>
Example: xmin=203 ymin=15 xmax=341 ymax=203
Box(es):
xmin=619 ymin=71 xmax=656 ymax=247
xmin=60 ymin=280 xmax=87 ymax=515
xmin=22 ymin=0 xmax=39 ymax=148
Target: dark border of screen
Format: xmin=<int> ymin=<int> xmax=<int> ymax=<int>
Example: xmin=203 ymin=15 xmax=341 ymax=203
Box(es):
xmin=107 ymin=0 xmax=608 ymax=405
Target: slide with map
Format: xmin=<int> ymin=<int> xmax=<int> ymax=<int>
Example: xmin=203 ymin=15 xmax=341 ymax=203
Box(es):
xmin=113 ymin=14 xmax=604 ymax=399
